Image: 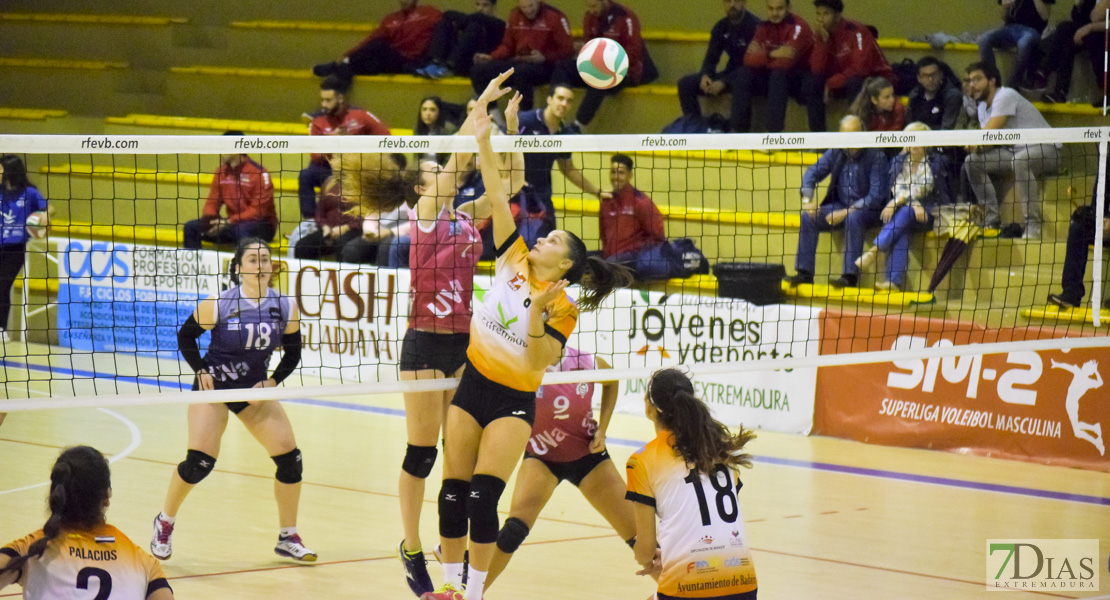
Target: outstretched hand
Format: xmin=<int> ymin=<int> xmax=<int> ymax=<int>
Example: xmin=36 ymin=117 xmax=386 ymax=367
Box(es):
xmin=477 ymin=68 xmax=515 ymax=106
xmin=505 ymin=91 xmax=523 ymax=133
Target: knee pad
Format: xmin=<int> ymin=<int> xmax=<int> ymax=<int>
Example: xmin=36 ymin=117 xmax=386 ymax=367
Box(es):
xmin=496 ymin=517 xmax=530 ymax=554
xmin=439 ymin=479 xmax=470 ymax=539
xmin=401 ymin=444 xmax=438 ymax=479
xmin=177 ymin=450 xmax=216 ymax=485
xmin=272 ymin=448 xmax=303 ymax=484
xmin=465 ymin=474 xmax=506 ymax=544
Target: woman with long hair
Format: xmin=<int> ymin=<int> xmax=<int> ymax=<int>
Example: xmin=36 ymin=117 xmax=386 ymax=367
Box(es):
xmin=856 ymin=122 xmax=953 ymax=291
xmin=395 ymin=74 xmax=524 ymax=597
xmin=1 ymin=446 xmax=175 ymax=599
xmin=151 ymin=238 xmax=316 ymax=563
xmin=483 ymin=348 xmax=635 ymax=589
xmin=0 ymin=154 xmax=51 ymax=344
xmin=627 ymin=368 xmax=759 ymax=600
xmin=415 ymin=96 xmax=461 ymax=165
xmin=850 ymin=76 xmax=905 ymax=132
xmin=420 ymin=73 xmax=631 ymax=600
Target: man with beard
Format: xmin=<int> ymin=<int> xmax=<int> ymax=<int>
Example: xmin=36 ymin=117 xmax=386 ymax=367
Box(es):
xmin=962 ymin=61 xmax=1058 ymax=239
xmin=734 ymin=0 xmax=816 ymax=133
xmin=298 ymin=76 xmax=391 ymax=221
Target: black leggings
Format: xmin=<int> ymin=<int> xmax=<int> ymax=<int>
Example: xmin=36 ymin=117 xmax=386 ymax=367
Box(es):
xmin=0 ymin=243 xmax=26 ymax=331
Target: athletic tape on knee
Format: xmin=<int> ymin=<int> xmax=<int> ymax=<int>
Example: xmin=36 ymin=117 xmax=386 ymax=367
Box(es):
xmin=496 ymin=517 xmax=530 ymax=554
xmin=177 ymin=449 xmax=216 ymax=484
xmin=465 ymin=474 xmax=506 ymax=544
xmin=272 ymin=448 xmax=303 ymax=484
xmin=439 ymin=479 xmax=470 ymax=539
xmin=401 ymin=444 xmax=438 ymax=479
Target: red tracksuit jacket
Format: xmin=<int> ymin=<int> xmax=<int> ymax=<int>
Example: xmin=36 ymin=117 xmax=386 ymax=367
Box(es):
xmin=582 ymin=2 xmax=646 ymax=84
xmin=743 ymin=13 xmax=815 ymax=71
xmin=347 ymin=5 xmax=442 ymax=61
xmin=809 ymin=17 xmax=894 ymax=91
xmin=490 ymin=3 xmax=573 ymax=64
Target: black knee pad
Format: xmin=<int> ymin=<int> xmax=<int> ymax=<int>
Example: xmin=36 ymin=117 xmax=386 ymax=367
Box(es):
xmin=401 ymin=444 xmax=438 ymax=479
xmin=272 ymin=448 xmax=303 ymax=484
xmin=465 ymin=474 xmax=506 ymax=544
xmin=496 ymin=517 xmax=530 ymax=554
xmin=177 ymin=450 xmax=216 ymax=484
xmin=439 ymin=479 xmax=470 ymax=539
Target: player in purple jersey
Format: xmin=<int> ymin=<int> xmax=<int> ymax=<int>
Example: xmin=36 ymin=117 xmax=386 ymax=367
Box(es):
xmin=483 ymin=347 xmax=636 ymax=589
xmin=150 ymin=239 xmax=316 ymax=564
xmin=397 ymin=74 xmax=526 ymax=597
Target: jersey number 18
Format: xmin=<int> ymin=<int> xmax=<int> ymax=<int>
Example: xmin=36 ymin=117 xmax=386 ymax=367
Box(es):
xmin=683 ymin=465 xmax=742 ymax=526
xmin=243 ymin=322 xmax=272 ymax=350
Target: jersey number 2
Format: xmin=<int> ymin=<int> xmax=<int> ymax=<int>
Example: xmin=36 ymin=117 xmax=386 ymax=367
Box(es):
xmin=683 ymin=466 xmax=741 ymax=526
xmin=76 ymin=567 xmax=112 ymax=600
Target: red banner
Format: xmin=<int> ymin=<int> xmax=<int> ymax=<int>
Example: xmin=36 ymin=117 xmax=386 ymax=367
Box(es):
xmin=814 ymin=312 xmax=1109 ymax=472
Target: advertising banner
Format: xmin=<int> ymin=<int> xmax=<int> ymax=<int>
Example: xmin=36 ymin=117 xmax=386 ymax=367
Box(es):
xmin=54 ymin=238 xmax=223 ymax=356
xmin=814 ymin=311 xmax=1110 ymax=471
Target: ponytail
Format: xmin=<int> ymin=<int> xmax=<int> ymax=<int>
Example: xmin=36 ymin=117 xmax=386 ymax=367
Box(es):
xmin=0 ymin=447 xmax=110 ymax=578
xmin=339 ymin=152 xmax=420 ymax=217
xmin=563 ymin=232 xmax=632 ymax=312
xmin=648 ymin=368 xmax=755 ymax=474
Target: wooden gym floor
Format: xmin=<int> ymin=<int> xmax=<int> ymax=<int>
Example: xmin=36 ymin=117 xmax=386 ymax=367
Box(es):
xmin=1 ymin=342 xmax=1108 ymax=599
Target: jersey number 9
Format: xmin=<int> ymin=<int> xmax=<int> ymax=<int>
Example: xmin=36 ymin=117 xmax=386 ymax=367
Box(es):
xmin=683 ymin=465 xmax=741 ymax=526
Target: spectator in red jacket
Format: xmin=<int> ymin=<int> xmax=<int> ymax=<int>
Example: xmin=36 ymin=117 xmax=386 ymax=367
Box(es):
xmin=299 ymin=76 xmax=391 ymax=221
xmin=313 ymin=0 xmax=442 ymax=80
xmin=470 ymin=0 xmax=574 ymax=110
xmin=599 ymin=154 xmax=673 ymax=280
xmin=849 ymin=76 xmax=905 ymax=132
xmin=804 ymin=0 xmax=894 ymax=131
xmin=734 ymin=0 xmax=816 ymax=132
xmin=551 ymin=0 xmax=656 ymax=132
xmin=183 ymin=132 xmax=277 ymax=250
xmin=293 ymin=157 xmax=375 ymax=263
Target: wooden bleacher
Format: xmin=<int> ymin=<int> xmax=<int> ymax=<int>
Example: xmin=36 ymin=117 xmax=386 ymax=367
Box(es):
xmin=0 ymin=13 xmax=187 ymax=25
xmin=0 ymin=107 xmax=68 ymax=120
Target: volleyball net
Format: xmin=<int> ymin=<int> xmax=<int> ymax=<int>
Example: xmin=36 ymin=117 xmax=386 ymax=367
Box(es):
xmin=0 ymin=129 xmax=1108 ymax=458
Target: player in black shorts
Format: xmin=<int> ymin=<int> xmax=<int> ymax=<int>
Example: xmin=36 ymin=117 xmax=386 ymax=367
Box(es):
xmin=150 ymin=239 xmax=316 ymax=563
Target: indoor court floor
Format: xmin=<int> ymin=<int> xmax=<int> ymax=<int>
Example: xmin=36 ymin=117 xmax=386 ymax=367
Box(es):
xmin=1 ymin=341 xmax=1109 ymax=599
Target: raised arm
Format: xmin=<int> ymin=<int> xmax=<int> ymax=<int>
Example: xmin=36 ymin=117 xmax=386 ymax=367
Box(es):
xmin=589 ymin=356 xmax=619 ymax=453
xmin=474 ymin=81 xmax=517 ymax=250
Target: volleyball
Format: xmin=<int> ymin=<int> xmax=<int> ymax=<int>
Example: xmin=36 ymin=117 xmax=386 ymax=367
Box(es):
xmin=25 ymin=210 xmax=48 ymax=238
xmin=576 ymin=37 xmax=628 ymax=90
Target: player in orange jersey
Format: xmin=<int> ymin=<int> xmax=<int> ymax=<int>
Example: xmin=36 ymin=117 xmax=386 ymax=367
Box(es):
xmin=0 ymin=446 xmax=174 ymax=600
xmin=627 ymin=368 xmax=759 ymax=600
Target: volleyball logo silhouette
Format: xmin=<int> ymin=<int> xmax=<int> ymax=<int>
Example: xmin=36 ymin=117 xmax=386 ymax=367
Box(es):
xmin=576 ymin=38 xmax=628 ymax=90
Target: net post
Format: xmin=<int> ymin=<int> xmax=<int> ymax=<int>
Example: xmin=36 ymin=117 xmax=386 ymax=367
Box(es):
xmin=1095 ymin=140 xmax=1108 ymax=327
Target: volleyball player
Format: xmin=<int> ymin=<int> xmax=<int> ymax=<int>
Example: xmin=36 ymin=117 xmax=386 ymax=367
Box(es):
xmin=627 ymin=368 xmax=759 ymax=600
xmin=396 ymin=76 xmax=526 ymax=596
xmin=1 ymin=446 xmax=174 ymax=599
xmin=483 ymin=347 xmax=635 ymax=589
xmin=420 ymin=78 xmax=631 ymax=600
xmin=150 ymin=238 xmax=315 ymax=563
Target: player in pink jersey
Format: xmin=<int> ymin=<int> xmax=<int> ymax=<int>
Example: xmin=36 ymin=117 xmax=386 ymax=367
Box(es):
xmin=483 ymin=347 xmax=636 ymax=589
xmin=397 ymin=74 xmax=527 ymax=597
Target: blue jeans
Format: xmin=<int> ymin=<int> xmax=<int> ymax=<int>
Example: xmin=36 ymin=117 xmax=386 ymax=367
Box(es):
xmin=298 ymin=162 xmax=333 ymax=219
xmin=978 ymin=24 xmax=1041 ymax=88
xmin=874 ymin=206 xmax=933 ymax=287
xmin=795 ymin=204 xmax=881 ymax=276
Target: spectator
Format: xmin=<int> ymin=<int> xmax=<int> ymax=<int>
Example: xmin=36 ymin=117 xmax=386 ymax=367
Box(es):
xmin=299 ymin=76 xmax=390 ymax=222
xmin=1031 ymin=0 xmax=1109 ymax=103
xmin=806 ymin=0 xmax=895 ymax=132
xmin=857 ymin=122 xmax=954 ymax=292
xmin=599 ymin=154 xmax=678 ymax=280
xmin=499 ymin=85 xmax=601 ymax=250
xmin=849 ymin=76 xmax=905 ymax=132
xmin=734 ymin=0 xmax=817 ymax=133
xmin=415 ymin=96 xmax=464 ymax=164
xmin=293 ymin=157 xmax=374 ymax=263
xmin=908 ymin=57 xmax=964 ymax=130
xmin=676 ymin=0 xmax=761 ymax=130
xmin=417 ymin=0 xmax=506 ymax=79
xmin=1047 ymin=170 xmax=1110 ymax=310
xmin=313 ymin=0 xmax=442 ymax=80
xmin=963 ymin=61 xmax=1059 ymax=239
xmin=0 ymin=154 xmax=50 ymax=345
xmin=785 ymin=115 xmax=889 ymax=288
xmin=977 ymin=0 xmax=1054 ymax=89
xmin=551 ymin=0 xmax=656 ymax=132
xmin=183 ymin=132 xmax=277 ymax=251
xmin=470 ymin=0 xmax=574 ymax=110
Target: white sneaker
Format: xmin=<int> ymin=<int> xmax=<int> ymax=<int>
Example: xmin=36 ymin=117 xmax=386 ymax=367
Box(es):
xmin=150 ymin=514 xmax=174 ymax=560
xmin=275 ymin=533 xmax=317 ymax=562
